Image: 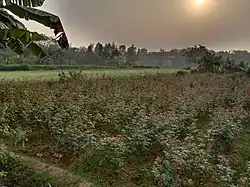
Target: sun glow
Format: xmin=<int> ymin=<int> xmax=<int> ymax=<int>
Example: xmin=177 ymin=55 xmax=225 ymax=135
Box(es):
xmin=195 ymin=0 xmax=205 ymax=5
xmin=181 ymin=0 xmax=218 ymax=17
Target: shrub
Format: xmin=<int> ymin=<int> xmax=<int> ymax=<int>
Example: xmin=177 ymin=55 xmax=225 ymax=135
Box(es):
xmin=0 ymin=152 xmax=71 ymax=187
xmin=247 ymin=67 xmax=250 ymax=77
xmin=78 ymin=139 xmax=127 ymax=176
xmin=0 ymin=72 xmax=250 ymax=186
xmin=152 ymin=152 xmax=177 ymax=187
xmin=176 ymin=70 xmax=186 ymax=76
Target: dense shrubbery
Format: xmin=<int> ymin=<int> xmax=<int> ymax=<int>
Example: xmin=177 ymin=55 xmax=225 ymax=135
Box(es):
xmin=0 ymin=72 xmax=250 ymax=186
xmin=0 ymin=152 xmax=81 ymax=187
xmin=247 ymin=67 xmax=250 ymax=77
xmin=0 ymin=64 xmax=85 ymax=71
xmin=0 ymin=64 xmax=160 ymax=71
xmin=185 ymin=45 xmax=250 ymax=74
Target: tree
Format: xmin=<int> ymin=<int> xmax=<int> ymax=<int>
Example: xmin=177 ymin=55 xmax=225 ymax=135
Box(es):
xmin=184 ymin=45 xmax=208 ymax=66
xmin=126 ymin=44 xmax=137 ymax=64
xmin=198 ymin=50 xmax=223 ymax=73
xmin=0 ymin=0 xmax=69 ymax=58
xmin=239 ymin=60 xmax=248 ymax=70
xmin=103 ymin=43 xmax=112 ymax=61
xmin=94 ymin=42 xmax=103 ymax=57
xmin=39 ymin=37 xmax=72 ymax=65
xmin=137 ymin=48 xmax=148 ymax=56
xmin=184 ymin=45 xmax=224 ymax=73
xmin=87 ymin=43 xmax=94 ymax=53
xmin=119 ymin=45 xmax=126 ymax=55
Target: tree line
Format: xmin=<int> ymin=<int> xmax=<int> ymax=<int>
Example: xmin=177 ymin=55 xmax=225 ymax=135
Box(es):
xmin=1 ymin=38 xmax=250 ymax=69
xmin=184 ymin=45 xmax=249 ymax=73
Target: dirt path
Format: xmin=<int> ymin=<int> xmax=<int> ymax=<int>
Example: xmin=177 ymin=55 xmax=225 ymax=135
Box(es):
xmin=0 ymin=143 xmax=92 ymax=187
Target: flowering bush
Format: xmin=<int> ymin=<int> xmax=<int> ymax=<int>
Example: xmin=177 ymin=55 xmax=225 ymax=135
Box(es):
xmin=0 ymin=72 xmax=249 ymax=186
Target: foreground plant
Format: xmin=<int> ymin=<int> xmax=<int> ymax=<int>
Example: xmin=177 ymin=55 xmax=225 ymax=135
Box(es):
xmin=0 ymin=0 xmax=69 ymax=58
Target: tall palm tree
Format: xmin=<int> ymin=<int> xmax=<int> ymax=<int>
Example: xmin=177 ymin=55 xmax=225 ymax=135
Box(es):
xmin=0 ymin=0 xmax=69 ymax=58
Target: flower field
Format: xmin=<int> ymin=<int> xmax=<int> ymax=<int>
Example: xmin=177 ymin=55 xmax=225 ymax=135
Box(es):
xmin=1 ymin=72 xmax=250 ymax=186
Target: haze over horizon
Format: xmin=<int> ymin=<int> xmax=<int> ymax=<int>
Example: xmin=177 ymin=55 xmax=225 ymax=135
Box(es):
xmin=22 ymin=0 xmax=250 ymax=51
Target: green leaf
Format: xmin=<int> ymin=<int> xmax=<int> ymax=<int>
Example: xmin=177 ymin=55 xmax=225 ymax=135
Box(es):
xmin=4 ymin=4 xmax=59 ymax=26
xmin=7 ymin=37 xmax=46 ymax=58
xmin=7 ymin=27 xmax=25 ymax=38
xmin=0 ymin=9 xmax=26 ymax=29
xmin=7 ymin=38 xmax=24 ymax=54
xmin=0 ymin=0 xmax=45 ymax=7
xmin=27 ymin=41 xmax=46 ymax=58
xmin=0 ymin=29 xmax=8 ymax=40
xmin=7 ymin=28 xmax=47 ymax=43
xmin=4 ymin=3 xmax=69 ymax=49
xmin=0 ymin=20 xmax=8 ymax=29
xmin=0 ymin=28 xmax=47 ymax=57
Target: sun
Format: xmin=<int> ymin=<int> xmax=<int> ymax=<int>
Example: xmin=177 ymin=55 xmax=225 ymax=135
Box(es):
xmin=195 ymin=0 xmax=205 ymax=5
xmin=184 ymin=0 xmax=218 ymax=16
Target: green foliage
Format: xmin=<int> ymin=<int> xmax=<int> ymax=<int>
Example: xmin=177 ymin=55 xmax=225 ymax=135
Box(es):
xmin=0 ymin=0 xmax=69 ymax=57
xmin=0 ymin=152 xmax=72 ymax=187
xmin=79 ymin=139 xmax=127 ymax=174
xmin=1 ymin=40 xmax=250 ymax=68
xmin=184 ymin=45 xmax=249 ymax=73
xmin=247 ymin=67 xmax=250 ymax=77
xmin=213 ymin=126 xmax=234 ymax=153
xmin=176 ymin=70 xmax=187 ymax=76
xmin=0 ymin=73 xmax=250 ymax=186
xmin=152 ymin=151 xmax=177 ymax=187
xmin=0 ymin=64 xmax=88 ymax=71
xmin=0 ymin=151 xmax=9 ymax=178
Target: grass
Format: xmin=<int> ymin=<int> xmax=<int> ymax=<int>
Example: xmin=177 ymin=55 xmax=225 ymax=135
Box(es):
xmin=0 ymin=151 xmax=89 ymax=187
xmin=0 ymin=68 xmax=181 ymax=81
xmin=0 ymin=72 xmax=249 ymax=186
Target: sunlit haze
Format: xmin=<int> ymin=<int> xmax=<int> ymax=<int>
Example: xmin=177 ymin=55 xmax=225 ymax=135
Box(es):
xmin=195 ymin=0 xmax=205 ymax=5
xmin=23 ymin=0 xmax=250 ymax=51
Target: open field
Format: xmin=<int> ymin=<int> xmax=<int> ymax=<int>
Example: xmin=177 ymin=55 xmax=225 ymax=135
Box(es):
xmin=1 ymin=72 xmax=250 ymax=187
xmin=0 ymin=68 xmax=181 ymax=81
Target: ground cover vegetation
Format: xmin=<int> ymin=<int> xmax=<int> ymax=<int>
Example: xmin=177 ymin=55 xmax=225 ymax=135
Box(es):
xmin=0 ymin=66 xmax=250 ymax=186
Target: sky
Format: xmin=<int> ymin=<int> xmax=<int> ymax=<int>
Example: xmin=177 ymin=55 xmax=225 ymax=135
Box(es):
xmin=22 ymin=0 xmax=250 ymax=51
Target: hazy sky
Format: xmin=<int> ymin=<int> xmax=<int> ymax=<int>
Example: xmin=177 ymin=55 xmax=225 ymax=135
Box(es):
xmin=23 ymin=0 xmax=250 ymax=51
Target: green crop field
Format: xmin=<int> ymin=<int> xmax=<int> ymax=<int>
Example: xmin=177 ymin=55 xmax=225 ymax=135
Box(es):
xmin=0 ymin=68 xmax=181 ymax=81
xmin=1 ymin=71 xmax=250 ymax=187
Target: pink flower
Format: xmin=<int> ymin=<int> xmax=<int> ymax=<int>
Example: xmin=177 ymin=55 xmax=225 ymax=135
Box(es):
xmin=176 ymin=91 xmax=184 ymax=97
xmin=246 ymin=88 xmax=250 ymax=96
xmin=226 ymin=106 xmax=232 ymax=113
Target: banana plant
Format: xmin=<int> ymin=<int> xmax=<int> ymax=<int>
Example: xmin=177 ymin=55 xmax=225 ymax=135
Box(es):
xmin=0 ymin=0 xmax=69 ymax=58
